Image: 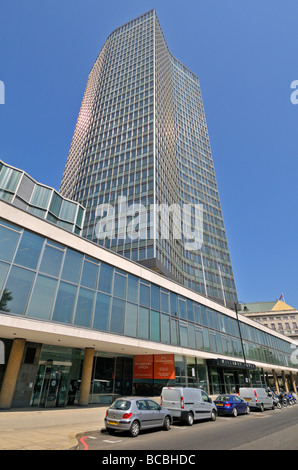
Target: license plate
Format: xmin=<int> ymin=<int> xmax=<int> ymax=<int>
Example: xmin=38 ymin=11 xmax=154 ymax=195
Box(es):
xmin=216 ymin=403 xmax=223 ymax=406
xmin=108 ymin=420 xmax=117 ymax=425
xmin=244 ymin=398 xmax=250 ymax=402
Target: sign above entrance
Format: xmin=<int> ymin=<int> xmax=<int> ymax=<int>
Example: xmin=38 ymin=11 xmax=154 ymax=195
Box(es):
xmin=207 ymin=359 xmax=256 ymax=370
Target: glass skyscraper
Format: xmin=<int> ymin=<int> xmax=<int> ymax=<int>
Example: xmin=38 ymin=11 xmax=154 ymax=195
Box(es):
xmin=60 ymin=10 xmax=238 ymax=308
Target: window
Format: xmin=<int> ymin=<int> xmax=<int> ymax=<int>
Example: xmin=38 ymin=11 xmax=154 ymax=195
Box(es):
xmin=178 ymin=298 xmax=186 ymax=320
xmin=110 ymin=297 xmax=125 ymax=334
xmin=150 ymin=284 xmax=159 ymax=310
xmin=26 ymin=274 xmax=57 ymax=320
xmin=160 ymin=290 xmax=169 ymax=313
xmin=113 ymin=271 xmax=126 ymax=299
xmin=52 ymin=281 xmax=77 ymax=324
xmin=150 ymin=310 xmax=160 ymax=341
xmin=93 ymin=292 xmax=111 ymax=331
xmin=201 ymin=391 xmax=210 ymax=402
xmin=138 ymin=306 xmax=149 ymax=339
xmin=61 ymin=248 xmax=83 ymax=284
xmin=139 ymin=282 xmax=149 ymax=307
xmin=0 ymin=224 xmax=20 ymax=262
xmin=39 ymin=244 xmax=64 ymax=278
xmin=80 ymin=259 xmax=98 ymax=289
xmin=98 ymin=263 xmax=114 ymax=294
xmin=74 ymin=287 xmax=95 ymax=327
xmin=127 ymin=274 xmax=138 ymax=303
xmin=147 ymin=399 xmax=160 ymax=410
xmin=124 ymin=302 xmax=137 ymax=337
xmin=1 ymin=266 xmax=35 ymax=315
xmin=14 ymin=231 xmax=43 ymax=270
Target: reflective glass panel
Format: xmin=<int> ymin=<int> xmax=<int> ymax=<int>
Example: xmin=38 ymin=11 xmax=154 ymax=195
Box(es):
xmin=186 ymin=300 xmax=194 ymax=322
xmin=160 ymin=290 xmax=169 ymax=313
xmin=14 ymin=231 xmax=44 ymax=269
xmin=170 ymin=318 xmax=179 ymax=345
xmin=127 ymin=274 xmax=138 ymax=303
xmin=61 ymin=248 xmax=83 ymax=284
xmin=98 ymin=263 xmax=114 ymax=294
xmin=80 ymin=259 xmax=98 ymax=289
xmin=124 ymin=302 xmax=137 ymax=337
xmin=139 ymin=282 xmax=149 ymax=307
xmin=178 ymin=298 xmax=186 ymax=320
xmin=30 ymin=185 xmax=51 ymax=208
xmin=150 ymin=284 xmax=159 ymax=311
xmin=74 ymin=287 xmax=95 ymax=327
xmin=0 ymin=225 xmax=20 ymax=262
xmin=52 ymin=281 xmax=77 ymax=324
xmin=0 ymin=261 xmax=9 ymax=291
xmin=1 ymin=266 xmax=35 ymax=315
xmin=194 ymin=303 xmax=201 ymax=324
xmin=150 ymin=310 xmax=160 ymax=342
xmin=93 ymin=292 xmax=111 ymax=331
xmin=39 ymin=245 xmax=64 ymax=278
xmin=138 ymin=306 xmax=149 ymax=339
xmin=180 ymin=323 xmax=188 ymax=347
xmin=26 ymin=274 xmax=57 ymax=319
xmin=110 ymin=298 xmax=125 ymax=334
xmin=113 ymin=271 xmax=126 ymax=299
xmin=161 ymin=313 xmax=170 ymax=343
xmin=170 ymin=293 xmax=178 ymax=316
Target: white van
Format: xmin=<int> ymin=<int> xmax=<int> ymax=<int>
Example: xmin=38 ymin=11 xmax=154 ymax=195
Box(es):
xmin=238 ymin=388 xmax=274 ymax=412
xmin=161 ymin=387 xmax=217 ymax=425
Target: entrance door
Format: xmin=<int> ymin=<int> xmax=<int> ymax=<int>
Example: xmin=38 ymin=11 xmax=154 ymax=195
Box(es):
xmin=32 ymin=362 xmax=71 ymax=407
xmin=224 ymin=373 xmax=236 ymax=394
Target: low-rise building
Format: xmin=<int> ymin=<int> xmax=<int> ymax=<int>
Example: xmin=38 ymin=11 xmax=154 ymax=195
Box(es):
xmin=241 ymin=300 xmax=298 ymax=341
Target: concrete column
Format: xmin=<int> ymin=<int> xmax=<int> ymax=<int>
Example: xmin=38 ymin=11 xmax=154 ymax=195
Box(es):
xmin=272 ymin=369 xmax=279 ymax=393
xmin=78 ymin=348 xmax=94 ymax=406
xmin=290 ymin=372 xmax=297 ymax=393
xmin=0 ymin=338 xmax=26 ymax=409
xmin=282 ymin=371 xmax=289 ymax=393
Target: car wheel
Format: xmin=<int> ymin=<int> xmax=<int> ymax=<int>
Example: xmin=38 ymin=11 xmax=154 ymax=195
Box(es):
xmin=163 ymin=415 xmax=171 ymax=431
xmin=129 ymin=420 xmax=140 ymax=437
xmin=246 ymin=406 xmax=250 ymax=415
xmin=185 ymin=411 xmax=194 ymax=426
xmin=232 ymin=407 xmax=238 ymax=417
xmin=210 ymin=409 xmax=217 ymax=421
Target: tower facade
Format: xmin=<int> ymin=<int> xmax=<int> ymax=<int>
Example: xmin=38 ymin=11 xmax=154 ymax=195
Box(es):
xmin=60 ymin=10 xmax=238 ymax=307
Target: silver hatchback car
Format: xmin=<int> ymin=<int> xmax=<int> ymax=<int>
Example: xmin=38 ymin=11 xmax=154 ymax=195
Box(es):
xmin=105 ymin=397 xmax=173 ymax=437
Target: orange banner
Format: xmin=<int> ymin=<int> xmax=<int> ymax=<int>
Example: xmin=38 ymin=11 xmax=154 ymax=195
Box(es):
xmin=133 ymin=355 xmax=153 ymax=379
xmin=154 ymin=354 xmax=175 ymax=380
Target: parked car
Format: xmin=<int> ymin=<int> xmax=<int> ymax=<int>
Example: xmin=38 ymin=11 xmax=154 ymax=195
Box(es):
xmin=105 ymin=397 xmax=173 ymax=437
xmin=161 ymin=386 xmax=217 ymax=425
xmin=238 ymin=387 xmax=274 ymax=412
xmin=214 ymin=394 xmax=250 ymax=417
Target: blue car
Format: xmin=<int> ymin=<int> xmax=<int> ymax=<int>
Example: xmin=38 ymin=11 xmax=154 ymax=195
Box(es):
xmin=214 ymin=394 xmax=250 ymax=417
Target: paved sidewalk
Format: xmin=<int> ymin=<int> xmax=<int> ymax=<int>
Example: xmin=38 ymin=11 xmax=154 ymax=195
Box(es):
xmin=0 ymin=405 xmax=107 ymax=450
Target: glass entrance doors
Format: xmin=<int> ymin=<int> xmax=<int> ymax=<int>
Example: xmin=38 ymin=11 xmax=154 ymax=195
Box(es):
xmin=31 ymin=362 xmax=71 ymax=407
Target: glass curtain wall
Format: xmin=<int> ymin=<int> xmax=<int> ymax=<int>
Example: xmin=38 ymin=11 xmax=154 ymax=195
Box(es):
xmin=0 ymin=218 xmax=297 ymax=371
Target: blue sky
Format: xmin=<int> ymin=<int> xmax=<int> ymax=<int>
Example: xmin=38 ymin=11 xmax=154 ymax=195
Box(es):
xmin=0 ymin=0 xmax=297 ymax=308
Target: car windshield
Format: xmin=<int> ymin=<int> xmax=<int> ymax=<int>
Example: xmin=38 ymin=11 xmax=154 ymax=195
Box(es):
xmin=216 ymin=395 xmax=231 ymax=402
xmin=110 ymin=399 xmax=131 ymax=410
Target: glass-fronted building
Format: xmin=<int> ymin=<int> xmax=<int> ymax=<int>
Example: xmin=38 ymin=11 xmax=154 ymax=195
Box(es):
xmin=0 ymin=195 xmax=297 ymax=408
xmin=59 ymin=10 xmax=238 ymax=308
